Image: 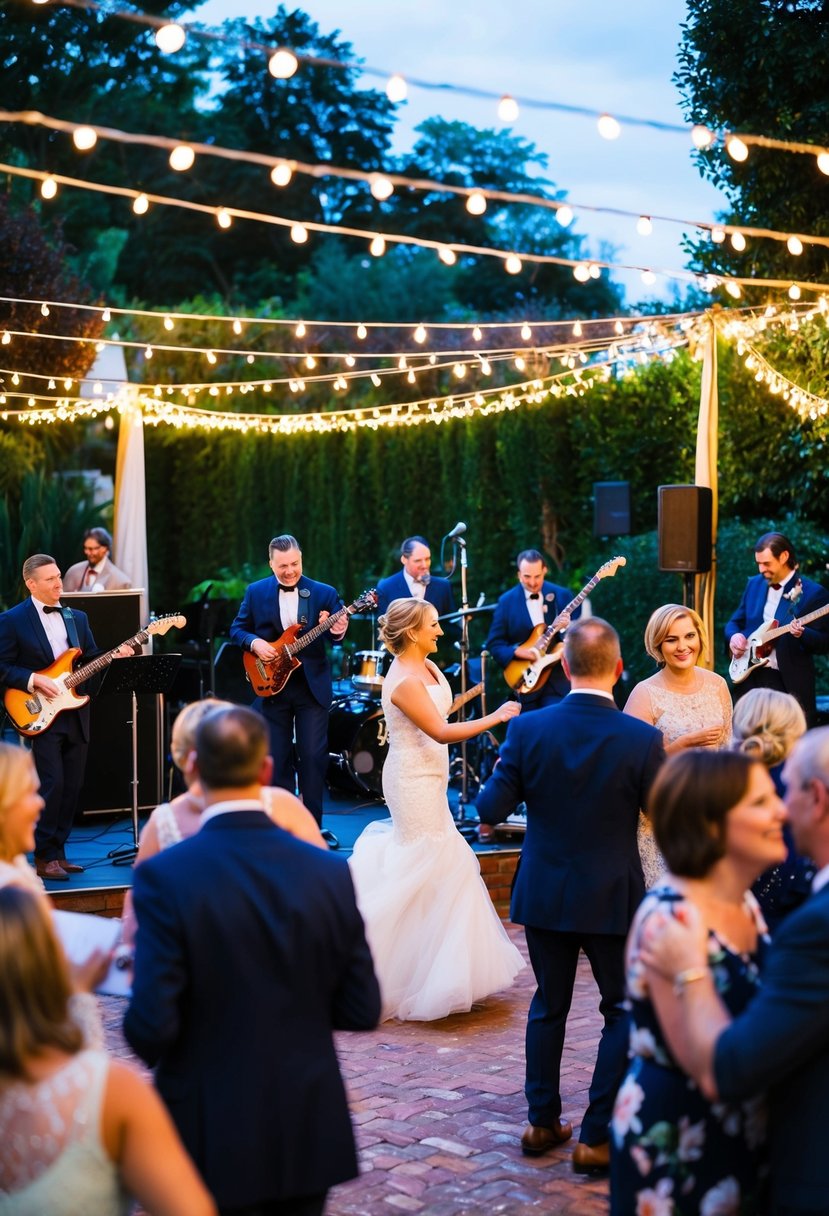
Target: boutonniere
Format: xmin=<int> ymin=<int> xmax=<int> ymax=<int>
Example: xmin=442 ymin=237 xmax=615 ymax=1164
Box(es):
xmin=783 ymin=579 xmax=803 ymax=607
xmin=544 ymin=592 xmax=555 ymax=603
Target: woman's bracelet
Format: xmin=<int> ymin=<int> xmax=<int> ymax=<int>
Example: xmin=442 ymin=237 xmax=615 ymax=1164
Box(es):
xmin=673 ymin=966 xmax=709 ymax=996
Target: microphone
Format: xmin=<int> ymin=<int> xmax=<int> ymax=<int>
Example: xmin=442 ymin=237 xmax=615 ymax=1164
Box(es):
xmin=445 ymin=521 xmax=467 ymax=540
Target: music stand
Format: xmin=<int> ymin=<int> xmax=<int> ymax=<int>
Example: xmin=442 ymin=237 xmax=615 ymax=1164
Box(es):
xmin=97 ymin=654 xmax=181 ymax=865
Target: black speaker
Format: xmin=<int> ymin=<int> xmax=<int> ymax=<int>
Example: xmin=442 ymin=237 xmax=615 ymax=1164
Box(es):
xmin=593 ymin=481 xmax=631 ymax=536
xmin=658 ymin=485 xmax=713 ymax=573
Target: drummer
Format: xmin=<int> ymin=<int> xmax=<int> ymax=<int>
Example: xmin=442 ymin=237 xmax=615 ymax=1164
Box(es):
xmin=376 ymin=536 xmax=458 ymax=665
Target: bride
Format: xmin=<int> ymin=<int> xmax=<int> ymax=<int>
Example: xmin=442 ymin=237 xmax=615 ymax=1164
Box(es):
xmin=349 ymin=598 xmax=525 ymax=1021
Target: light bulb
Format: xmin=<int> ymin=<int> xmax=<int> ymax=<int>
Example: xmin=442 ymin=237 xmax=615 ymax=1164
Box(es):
xmin=0 ymin=332 xmax=8 ymax=345
xmin=144 ymin=345 xmax=153 ymax=359
xmin=521 ymin=323 xmax=532 ymax=340
xmin=305 ymin=355 xmax=316 ymax=369
xmin=398 ymin=355 xmax=408 ymax=370
xmin=472 ymin=326 xmax=482 ymax=341
xmin=514 ymin=356 xmax=525 ymax=371
xmin=414 ymin=324 xmax=427 ymax=344
xmin=789 ymin=283 xmax=802 ymax=300
xmin=345 ymin=355 xmax=355 ymax=367
xmin=466 ymin=191 xmax=487 ymax=216
xmin=217 ymin=208 xmax=232 ymax=229
xmin=290 ymin=224 xmax=308 ymax=244
xmin=40 ymin=303 xmax=50 ymax=317
xmin=206 ymin=350 xmax=217 ymax=364
xmin=556 ymin=205 xmax=574 ymax=227
xmin=640 ymin=270 xmax=657 ymax=285
xmin=369 ymin=235 xmax=386 ymax=257
xmin=155 ymin=22 xmax=186 ymax=53
xmin=787 ymin=236 xmax=804 ymax=256
xmin=817 ymin=153 xmax=829 ymax=176
xmin=270 ymin=161 xmax=293 ymax=187
xmin=726 ymin=135 xmax=749 ymax=162
xmin=407 ymin=369 xmax=416 ymax=384
xmin=711 ymin=226 xmax=726 ymax=243
xmin=505 ymin=254 xmax=522 ymax=275
xmin=295 ymin=322 xmax=306 ymax=339
xmin=371 ymin=373 xmax=381 ymax=387
xmin=597 ymin=113 xmax=621 ymax=140
xmin=691 ymin=124 xmax=714 ymax=149
xmin=232 ymin=319 xmax=243 ymax=335
xmin=40 ymin=176 xmax=58 ymax=200
xmin=357 ymin=324 xmax=367 ymax=340
xmin=163 ymin=316 xmax=174 ymax=331
xmin=636 ymin=215 xmax=653 ymax=236
xmin=497 ymin=94 xmax=519 ymax=123
xmin=572 ymin=321 xmax=583 ymax=337
xmin=268 ymin=49 xmax=298 ymax=79
xmin=614 ymin=320 xmax=624 ymax=335
xmin=480 ymin=358 xmax=491 ymax=375
xmin=169 ymin=145 xmax=195 ymax=172
xmin=730 ymin=231 xmax=746 ymax=251
xmin=386 ymin=74 xmax=407 ymax=102
xmin=133 ymin=193 xmax=149 ymax=215
xmin=72 ymin=126 xmax=97 ymax=151
xmin=453 ymin=363 xmax=466 ymax=378
xmin=589 ymin=263 xmax=601 ymax=279
xmin=573 ymin=264 xmax=590 ymax=282
xmin=370 ymin=174 xmax=394 ymax=201
xmin=725 ymin=281 xmax=742 ymax=299
xmin=102 ymin=308 xmax=111 ymax=322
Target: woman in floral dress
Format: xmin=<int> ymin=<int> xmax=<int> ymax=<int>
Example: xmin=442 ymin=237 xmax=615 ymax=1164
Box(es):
xmin=610 ymin=750 xmax=787 ymax=1215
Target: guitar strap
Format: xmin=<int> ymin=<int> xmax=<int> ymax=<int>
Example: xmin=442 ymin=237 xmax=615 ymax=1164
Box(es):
xmin=59 ymin=606 xmax=81 ymax=650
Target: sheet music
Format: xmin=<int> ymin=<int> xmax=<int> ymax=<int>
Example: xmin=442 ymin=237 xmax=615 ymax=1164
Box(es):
xmin=52 ymin=909 xmax=131 ymax=997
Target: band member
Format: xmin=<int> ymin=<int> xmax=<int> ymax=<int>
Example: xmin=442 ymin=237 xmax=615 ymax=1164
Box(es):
xmin=230 ymin=535 xmax=347 ymax=835
xmin=62 ymin=527 xmax=132 ymax=592
xmin=376 ymin=536 xmax=455 ymax=617
xmin=725 ymin=531 xmax=829 ymax=727
xmin=485 ymin=549 xmax=583 ymax=710
xmin=0 ymin=554 xmax=132 ymax=880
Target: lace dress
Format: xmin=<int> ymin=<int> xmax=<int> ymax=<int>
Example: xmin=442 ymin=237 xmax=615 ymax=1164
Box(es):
xmin=348 ymin=659 xmax=524 ymax=1021
xmin=0 ymin=1051 xmax=130 ymax=1215
xmin=630 ymin=672 xmax=733 ymax=888
xmin=610 ymin=886 xmax=769 ymax=1215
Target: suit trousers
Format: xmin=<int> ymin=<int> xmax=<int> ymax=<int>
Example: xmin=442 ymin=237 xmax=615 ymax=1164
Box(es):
xmin=259 ymin=670 xmax=329 ymax=823
xmin=31 ymin=713 xmax=89 ymax=860
xmin=220 ymin=1193 xmax=327 ymax=1216
xmin=524 ymin=925 xmax=628 ymax=1146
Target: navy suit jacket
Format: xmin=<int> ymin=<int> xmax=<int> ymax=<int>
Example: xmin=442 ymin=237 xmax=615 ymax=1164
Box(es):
xmin=0 ymin=598 xmax=96 ymax=740
xmin=485 ymin=581 xmax=582 ymax=700
xmin=230 ymin=574 xmax=344 ymax=708
xmin=124 ymin=810 xmax=381 ymax=1209
xmin=715 ymin=882 xmax=829 ymax=1212
xmin=477 ymin=692 xmax=665 ymax=935
xmin=375 ymin=570 xmax=455 ymax=617
xmin=725 ymin=571 xmax=829 ymax=717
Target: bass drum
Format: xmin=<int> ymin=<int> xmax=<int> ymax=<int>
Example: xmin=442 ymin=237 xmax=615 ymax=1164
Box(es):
xmin=327 ymin=695 xmax=388 ymax=800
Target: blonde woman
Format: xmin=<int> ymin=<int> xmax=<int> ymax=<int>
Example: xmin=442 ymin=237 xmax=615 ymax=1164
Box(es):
xmin=348 ymin=598 xmax=525 ymax=1021
xmin=0 ymin=885 xmax=216 ymax=1216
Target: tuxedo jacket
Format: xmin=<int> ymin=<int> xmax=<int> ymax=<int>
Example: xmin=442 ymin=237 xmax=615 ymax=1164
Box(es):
xmin=375 ymin=570 xmax=455 ymax=617
xmin=124 ymin=810 xmax=381 ymax=1209
xmin=725 ymin=571 xmax=829 ymax=714
xmin=62 ymin=557 xmax=132 ymax=592
xmin=477 ymin=692 xmax=665 ymax=935
xmin=715 ymin=881 xmax=829 ymax=1212
xmin=230 ymin=574 xmax=343 ymax=708
xmin=485 ymin=581 xmax=582 ymax=700
xmin=0 ymin=599 xmax=96 ymax=740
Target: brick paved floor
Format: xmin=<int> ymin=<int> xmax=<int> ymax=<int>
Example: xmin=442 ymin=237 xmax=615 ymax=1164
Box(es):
xmin=101 ymin=925 xmax=610 ymax=1215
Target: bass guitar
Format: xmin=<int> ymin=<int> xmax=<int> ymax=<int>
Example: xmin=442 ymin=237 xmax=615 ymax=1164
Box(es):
xmin=504 ymin=555 xmax=627 ymax=695
xmin=729 ymin=601 xmax=829 ymax=684
xmin=4 ymin=614 xmax=186 ymax=737
xmin=243 ymin=589 xmax=378 ymax=697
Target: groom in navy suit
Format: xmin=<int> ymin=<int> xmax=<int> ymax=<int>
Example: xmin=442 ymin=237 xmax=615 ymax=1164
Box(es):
xmin=231 ymin=534 xmax=347 ymax=829
xmin=725 ymin=530 xmax=829 ymax=726
xmin=477 ymin=618 xmax=665 ymax=1172
xmin=641 ymin=725 xmax=829 ymax=1216
xmin=125 ymin=704 xmax=381 ymax=1216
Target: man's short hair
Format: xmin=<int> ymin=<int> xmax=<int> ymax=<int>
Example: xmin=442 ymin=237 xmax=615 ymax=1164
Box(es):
xmin=400 ymin=536 xmax=430 ymax=558
xmin=85 ymin=527 xmax=112 ymax=550
xmin=195 ymin=705 xmax=268 ymax=790
xmin=269 ymin=534 xmax=301 ymax=559
xmin=755 ymin=531 xmax=797 ymax=567
xmin=516 ymin=549 xmax=546 ymax=568
xmin=22 ymin=554 xmax=56 ymax=581
xmin=563 ymin=617 xmax=620 ymax=677
xmin=786 ymin=725 xmax=829 ymax=791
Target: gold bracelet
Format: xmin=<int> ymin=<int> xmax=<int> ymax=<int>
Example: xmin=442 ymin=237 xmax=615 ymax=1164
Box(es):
xmin=673 ymin=966 xmax=709 ymax=996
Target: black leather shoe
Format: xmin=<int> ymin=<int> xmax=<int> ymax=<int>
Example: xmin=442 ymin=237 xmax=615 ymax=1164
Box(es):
xmin=35 ymin=859 xmax=69 ymax=881
xmin=520 ymin=1119 xmax=573 ymax=1156
xmin=572 ymin=1140 xmax=610 ymax=1174
xmin=58 ymin=860 xmax=85 ymax=873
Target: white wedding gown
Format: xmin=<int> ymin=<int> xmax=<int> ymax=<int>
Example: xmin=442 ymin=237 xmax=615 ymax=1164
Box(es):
xmin=348 ymin=658 xmax=525 ymax=1021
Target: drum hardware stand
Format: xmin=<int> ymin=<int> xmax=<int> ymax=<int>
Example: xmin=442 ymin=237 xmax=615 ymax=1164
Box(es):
xmin=442 ymin=526 xmax=480 ymax=842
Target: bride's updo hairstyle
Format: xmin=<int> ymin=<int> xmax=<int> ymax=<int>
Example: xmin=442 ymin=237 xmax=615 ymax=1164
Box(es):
xmin=643 ymin=603 xmax=708 ymax=667
xmin=732 ymin=687 xmax=806 ymax=769
xmin=378 ymin=598 xmax=435 ymax=655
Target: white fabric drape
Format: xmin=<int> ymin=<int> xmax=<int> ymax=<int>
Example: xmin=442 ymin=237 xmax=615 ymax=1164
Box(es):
xmin=694 ymin=313 xmax=719 ymax=670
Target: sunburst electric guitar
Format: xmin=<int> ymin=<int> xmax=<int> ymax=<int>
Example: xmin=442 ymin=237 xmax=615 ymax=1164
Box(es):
xmin=503 ymin=556 xmax=627 ymax=695
xmin=4 ymin=614 xmax=186 ymax=737
xmin=729 ymin=601 xmax=829 ymax=684
xmin=243 ymin=589 xmax=378 ymax=697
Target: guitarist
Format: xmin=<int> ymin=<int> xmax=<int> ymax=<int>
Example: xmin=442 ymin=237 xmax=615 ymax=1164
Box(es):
xmin=0 ymin=553 xmax=133 ymax=881
xmin=230 ymin=534 xmax=348 ymax=839
xmin=725 ymin=531 xmax=829 ymax=727
xmin=485 ymin=549 xmax=584 ymax=711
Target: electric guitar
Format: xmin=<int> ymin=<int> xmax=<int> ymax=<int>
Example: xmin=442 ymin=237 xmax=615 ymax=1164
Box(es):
xmin=447 ymin=681 xmax=484 ymax=718
xmin=4 ymin=614 xmax=186 ymax=736
xmin=243 ymin=589 xmax=378 ymax=697
xmin=729 ymin=601 xmax=829 ymax=684
xmin=503 ymin=556 xmax=627 ymax=694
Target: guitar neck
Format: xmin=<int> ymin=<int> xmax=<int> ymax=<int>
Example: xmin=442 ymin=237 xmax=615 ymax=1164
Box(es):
xmin=287 ymin=603 xmax=351 ymax=655
xmin=64 ymin=629 xmax=147 ymax=689
xmin=764 ymin=600 xmax=829 ymax=642
xmin=536 ymin=574 xmax=601 ymax=654
xmin=448 ymin=681 xmax=484 ymax=716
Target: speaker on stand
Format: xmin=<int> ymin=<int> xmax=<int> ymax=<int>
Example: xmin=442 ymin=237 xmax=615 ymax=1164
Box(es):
xmin=593 ymin=481 xmax=631 ymax=537
xmin=657 ymin=485 xmax=713 ymax=609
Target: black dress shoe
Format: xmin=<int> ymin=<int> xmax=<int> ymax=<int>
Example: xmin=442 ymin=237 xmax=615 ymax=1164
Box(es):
xmin=521 ymin=1119 xmax=573 ymax=1155
xmin=58 ymin=860 xmax=85 ymax=873
xmin=572 ymin=1140 xmax=610 ymax=1174
xmin=35 ymin=859 xmax=69 ymax=881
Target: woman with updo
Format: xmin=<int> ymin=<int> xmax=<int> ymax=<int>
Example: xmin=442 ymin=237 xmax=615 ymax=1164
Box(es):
xmin=348 ymin=598 xmax=525 ymax=1021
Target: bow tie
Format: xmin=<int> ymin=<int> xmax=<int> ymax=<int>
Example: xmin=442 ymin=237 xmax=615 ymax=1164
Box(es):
xmin=278 ymin=584 xmax=298 ymax=592
xmin=43 ymin=605 xmax=63 ymax=614
xmin=528 ymin=593 xmax=540 ymax=600
xmin=769 ymin=583 xmax=782 ymax=590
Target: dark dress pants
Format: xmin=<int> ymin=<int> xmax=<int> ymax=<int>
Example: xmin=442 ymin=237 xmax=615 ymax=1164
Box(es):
xmin=524 ymin=925 xmax=629 ymax=1146
xmin=31 ymin=712 xmax=89 ymax=861
xmin=221 ymin=1193 xmax=327 ymax=1216
xmin=259 ymin=670 xmax=329 ymax=824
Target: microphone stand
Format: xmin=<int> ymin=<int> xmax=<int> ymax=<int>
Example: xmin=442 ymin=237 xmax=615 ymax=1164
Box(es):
xmin=453 ymin=536 xmax=477 ymax=840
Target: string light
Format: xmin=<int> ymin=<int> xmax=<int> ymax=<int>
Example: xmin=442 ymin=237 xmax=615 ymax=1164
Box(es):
xmin=726 ymin=135 xmax=749 ymax=163
xmin=437 ymin=247 xmax=457 ymax=266
xmin=573 ymin=264 xmax=590 ymax=282
xmin=268 ymin=49 xmax=298 ymax=79
xmin=520 ymin=323 xmax=532 ymax=340
xmin=556 ymin=205 xmax=574 ymax=227
xmin=787 ymin=236 xmax=804 ymax=255
xmin=270 ymin=161 xmax=293 ymax=187
xmin=72 ymin=126 xmax=98 ymax=151
xmin=40 ymin=303 xmax=50 ymax=317
xmin=290 ymin=224 xmax=308 ymax=244
xmin=691 ymin=124 xmax=715 ymax=149
xmin=369 ymin=235 xmax=386 ymax=257
xmin=466 ymin=191 xmax=487 ymax=216
xmin=369 ymin=174 xmax=394 ymax=201
xmin=597 ymin=114 xmax=621 ymax=140
xmin=357 ymin=325 xmax=368 ymax=340
xmin=155 ymin=22 xmax=186 ymax=53
xmin=730 ymin=231 xmax=747 ymax=251
xmin=497 ymin=95 xmax=519 ymax=123
xmin=295 ymin=322 xmax=306 ymax=338
xmin=385 ymin=74 xmax=407 ymax=102
xmin=636 ymin=215 xmax=653 ymax=236
xmin=40 ymin=176 xmax=58 ymax=199
xmin=505 ymin=254 xmax=522 ymax=275
xmin=414 ymin=324 xmax=427 ymax=344
xmin=133 ymin=193 xmax=149 ymax=214
xmin=216 ymin=207 xmax=232 ymax=229
xmin=169 ymin=145 xmax=195 ymax=172
xmin=711 ymin=227 xmax=726 ymax=244
xmin=818 ymin=153 xmax=829 ymax=176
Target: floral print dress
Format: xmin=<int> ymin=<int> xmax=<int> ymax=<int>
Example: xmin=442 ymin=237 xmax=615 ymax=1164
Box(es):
xmin=610 ymin=886 xmax=770 ymax=1216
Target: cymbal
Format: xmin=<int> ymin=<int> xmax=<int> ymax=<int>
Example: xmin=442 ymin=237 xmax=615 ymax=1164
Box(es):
xmin=437 ymin=603 xmax=497 ymax=621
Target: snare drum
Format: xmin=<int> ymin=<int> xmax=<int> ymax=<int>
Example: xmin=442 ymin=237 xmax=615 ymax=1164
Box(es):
xmin=351 ymin=649 xmax=390 ymax=692
xmin=327 ymin=695 xmax=389 ymax=799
